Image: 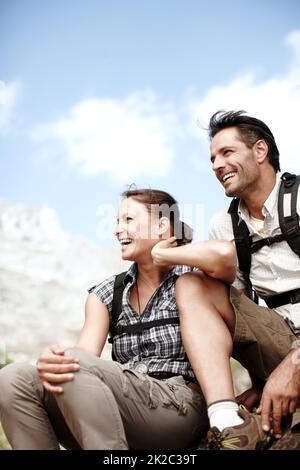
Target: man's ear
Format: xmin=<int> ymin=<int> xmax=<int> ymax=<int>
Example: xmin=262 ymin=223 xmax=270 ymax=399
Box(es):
xmin=254 ymin=139 xmax=269 ymax=164
xmin=158 ymin=217 xmax=171 ymax=239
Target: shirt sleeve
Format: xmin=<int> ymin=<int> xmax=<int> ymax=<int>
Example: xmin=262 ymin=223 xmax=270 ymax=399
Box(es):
xmin=88 ymin=275 xmax=116 ymax=315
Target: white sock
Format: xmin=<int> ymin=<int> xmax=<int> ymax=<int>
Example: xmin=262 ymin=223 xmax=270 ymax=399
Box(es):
xmin=208 ymin=400 xmax=244 ymax=432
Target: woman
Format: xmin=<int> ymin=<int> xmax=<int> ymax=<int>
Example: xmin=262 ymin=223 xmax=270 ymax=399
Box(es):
xmin=0 ymin=188 xmax=235 ymax=450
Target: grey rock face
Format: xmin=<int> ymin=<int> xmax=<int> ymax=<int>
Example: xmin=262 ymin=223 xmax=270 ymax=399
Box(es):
xmin=0 ymin=200 xmax=127 ymax=360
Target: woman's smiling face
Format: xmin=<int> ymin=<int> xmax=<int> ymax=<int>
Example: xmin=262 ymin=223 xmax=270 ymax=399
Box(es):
xmin=114 ymin=197 xmax=160 ymax=262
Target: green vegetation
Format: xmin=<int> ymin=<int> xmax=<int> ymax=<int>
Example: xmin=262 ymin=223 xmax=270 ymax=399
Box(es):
xmin=0 ymin=357 xmax=13 ymax=370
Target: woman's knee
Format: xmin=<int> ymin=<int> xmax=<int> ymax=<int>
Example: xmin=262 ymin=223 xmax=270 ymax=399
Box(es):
xmin=64 ymin=349 xmax=116 ymax=375
xmin=0 ymin=363 xmax=38 ymax=408
xmin=64 ymin=348 xmax=93 ymax=364
xmin=175 ymin=271 xmax=218 ymax=301
xmin=64 ymin=348 xmax=104 ymax=374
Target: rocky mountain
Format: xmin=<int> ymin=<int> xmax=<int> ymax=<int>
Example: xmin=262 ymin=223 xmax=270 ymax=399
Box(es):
xmin=0 ymin=200 xmax=128 ymax=361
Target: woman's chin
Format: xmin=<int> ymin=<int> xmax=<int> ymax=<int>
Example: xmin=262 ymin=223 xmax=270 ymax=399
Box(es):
xmin=120 ymin=243 xmax=144 ymax=262
xmin=120 ymin=247 xmax=135 ymax=261
xmin=121 ymin=253 xmax=132 ymax=261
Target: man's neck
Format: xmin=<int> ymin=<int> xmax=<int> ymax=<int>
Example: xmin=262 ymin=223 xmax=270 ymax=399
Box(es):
xmin=242 ymin=174 xmax=277 ymax=220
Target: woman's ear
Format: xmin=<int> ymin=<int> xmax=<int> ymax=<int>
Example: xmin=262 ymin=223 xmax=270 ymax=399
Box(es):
xmin=158 ymin=217 xmax=171 ymax=239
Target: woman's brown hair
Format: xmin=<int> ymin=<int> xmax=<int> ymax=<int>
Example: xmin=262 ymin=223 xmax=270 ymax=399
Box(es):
xmin=121 ymin=188 xmax=193 ymax=245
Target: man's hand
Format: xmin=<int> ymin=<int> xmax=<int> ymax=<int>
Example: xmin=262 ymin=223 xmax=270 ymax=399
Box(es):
xmin=236 ymin=387 xmax=261 ymax=412
xmin=151 ymin=237 xmax=178 ymax=266
xmin=256 ymin=350 xmax=300 ymax=438
xmin=36 ymin=344 xmax=80 ymax=394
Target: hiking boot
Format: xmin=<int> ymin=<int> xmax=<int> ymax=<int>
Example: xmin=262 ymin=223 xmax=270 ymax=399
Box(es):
xmin=207 ymin=408 xmax=274 ymax=450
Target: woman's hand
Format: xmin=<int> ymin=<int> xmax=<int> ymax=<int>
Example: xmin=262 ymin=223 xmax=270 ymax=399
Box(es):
xmin=151 ymin=237 xmax=178 ymax=266
xmin=36 ymin=344 xmax=80 ymax=394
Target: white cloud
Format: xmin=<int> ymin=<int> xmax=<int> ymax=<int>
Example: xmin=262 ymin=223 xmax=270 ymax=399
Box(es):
xmin=0 ymin=81 xmax=21 ymax=133
xmin=188 ymin=29 xmax=300 ymax=174
xmin=30 ymin=30 xmax=300 ymax=181
xmin=32 ymin=90 xmax=181 ymax=181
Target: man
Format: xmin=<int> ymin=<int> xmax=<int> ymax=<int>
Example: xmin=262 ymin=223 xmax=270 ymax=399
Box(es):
xmin=153 ymin=110 xmax=300 ymax=449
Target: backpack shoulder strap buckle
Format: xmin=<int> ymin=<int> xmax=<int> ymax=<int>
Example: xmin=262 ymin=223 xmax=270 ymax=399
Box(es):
xmin=278 ymin=172 xmax=300 ymax=257
xmin=281 ymin=172 xmax=297 ymax=188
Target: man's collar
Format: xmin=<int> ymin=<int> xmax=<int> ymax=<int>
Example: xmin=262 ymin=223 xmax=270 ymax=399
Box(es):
xmin=237 ymin=176 xmax=281 ymax=219
xmin=262 ymin=176 xmax=281 ymax=217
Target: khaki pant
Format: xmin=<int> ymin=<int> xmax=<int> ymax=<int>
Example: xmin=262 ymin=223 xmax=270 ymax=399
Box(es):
xmin=230 ymin=286 xmax=300 ymax=380
xmin=230 ymin=287 xmax=300 ymax=429
xmin=0 ymin=349 xmax=208 ymax=450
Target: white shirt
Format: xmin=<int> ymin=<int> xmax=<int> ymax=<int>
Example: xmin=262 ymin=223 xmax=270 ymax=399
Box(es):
xmin=209 ymin=177 xmax=300 ymax=328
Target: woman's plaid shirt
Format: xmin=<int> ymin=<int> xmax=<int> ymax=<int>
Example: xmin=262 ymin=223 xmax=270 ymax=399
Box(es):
xmin=89 ymin=263 xmax=196 ymax=381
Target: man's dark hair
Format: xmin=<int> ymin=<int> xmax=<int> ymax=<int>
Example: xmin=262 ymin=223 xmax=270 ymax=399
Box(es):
xmin=208 ymin=110 xmax=280 ymax=172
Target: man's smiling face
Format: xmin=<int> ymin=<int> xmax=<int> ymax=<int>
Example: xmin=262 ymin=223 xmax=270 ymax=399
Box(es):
xmin=210 ymin=127 xmax=260 ymax=198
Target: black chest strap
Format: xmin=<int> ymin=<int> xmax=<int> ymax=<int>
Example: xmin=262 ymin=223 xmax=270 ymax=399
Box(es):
xmin=250 ymin=233 xmax=286 ymax=253
xmin=113 ymin=317 xmax=180 ymax=336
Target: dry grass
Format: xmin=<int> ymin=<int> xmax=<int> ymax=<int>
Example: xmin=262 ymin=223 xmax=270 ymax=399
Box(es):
xmin=0 ymin=422 xmax=10 ymax=450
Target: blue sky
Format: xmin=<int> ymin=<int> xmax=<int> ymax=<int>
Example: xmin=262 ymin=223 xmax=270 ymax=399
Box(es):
xmin=1 ymin=0 xmax=300 ymax=244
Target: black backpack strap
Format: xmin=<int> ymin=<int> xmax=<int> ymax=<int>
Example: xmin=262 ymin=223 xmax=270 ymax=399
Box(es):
xmin=109 ymin=272 xmax=127 ymax=351
xmin=114 ymin=317 xmax=180 ymax=336
xmin=228 ymin=198 xmax=258 ymax=302
xmin=278 ymin=172 xmax=300 ymax=257
xmin=250 ymin=233 xmax=286 ymax=254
